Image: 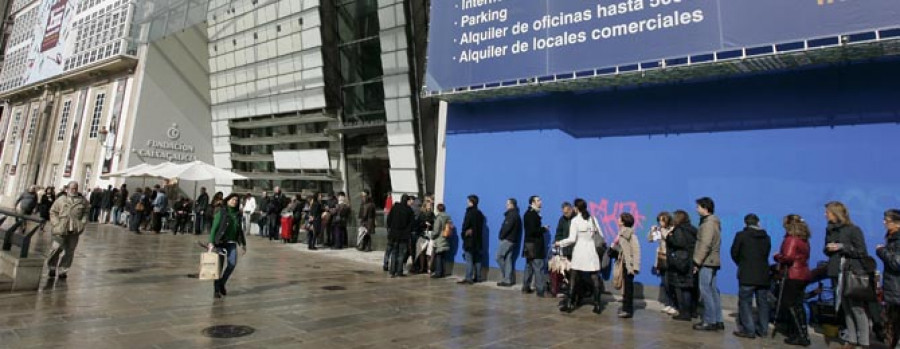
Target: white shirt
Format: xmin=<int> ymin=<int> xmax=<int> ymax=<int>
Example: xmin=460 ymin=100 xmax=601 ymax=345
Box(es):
xmin=243 ymin=197 xmax=257 ymax=214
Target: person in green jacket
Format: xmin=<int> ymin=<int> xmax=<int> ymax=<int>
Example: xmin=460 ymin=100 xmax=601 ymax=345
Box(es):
xmin=207 ymin=193 xmax=247 ymax=299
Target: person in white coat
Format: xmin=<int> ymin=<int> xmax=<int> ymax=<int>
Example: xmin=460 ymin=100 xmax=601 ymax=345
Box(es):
xmin=555 ymin=198 xmax=605 ymax=314
xmin=241 ymin=193 xmax=257 ymax=235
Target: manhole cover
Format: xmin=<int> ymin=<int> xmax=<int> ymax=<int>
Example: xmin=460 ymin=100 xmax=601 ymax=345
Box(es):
xmin=201 ymin=325 xmax=255 ymax=339
xmin=186 ymin=273 xmax=199 ymax=278
xmin=108 ymin=268 xmax=141 ymax=274
xmin=321 ymin=286 xmax=346 ymax=291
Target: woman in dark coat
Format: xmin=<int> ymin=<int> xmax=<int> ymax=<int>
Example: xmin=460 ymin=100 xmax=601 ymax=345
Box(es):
xmin=877 ymin=209 xmax=900 ymax=349
xmin=307 ymin=195 xmax=322 ymax=250
xmin=666 ymin=210 xmax=698 ymax=321
xmin=774 ymin=214 xmax=813 ymax=346
xmin=37 ymin=186 xmax=56 ymax=221
xmin=823 ymin=202 xmax=872 ymax=348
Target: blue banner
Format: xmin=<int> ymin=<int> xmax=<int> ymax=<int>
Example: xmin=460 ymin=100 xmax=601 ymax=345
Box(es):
xmin=426 ymin=0 xmax=900 ymax=92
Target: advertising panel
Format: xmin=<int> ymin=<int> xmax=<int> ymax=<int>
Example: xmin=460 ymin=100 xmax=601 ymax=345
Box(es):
xmin=426 ymin=0 xmax=900 ymax=92
xmin=25 ymin=0 xmax=78 ymax=86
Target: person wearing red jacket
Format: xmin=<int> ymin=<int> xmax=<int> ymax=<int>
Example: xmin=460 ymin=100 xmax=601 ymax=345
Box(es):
xmin=773 ymin=214 xmax=812 ymax=347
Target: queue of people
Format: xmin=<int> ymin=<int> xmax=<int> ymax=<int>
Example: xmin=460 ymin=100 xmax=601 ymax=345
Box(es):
xmin=12 ymin=180 xmax=899 ymax=349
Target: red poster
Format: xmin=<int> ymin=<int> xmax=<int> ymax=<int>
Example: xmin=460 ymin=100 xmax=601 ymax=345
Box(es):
xmin=40 ymin=0 xmax=67 ymax=52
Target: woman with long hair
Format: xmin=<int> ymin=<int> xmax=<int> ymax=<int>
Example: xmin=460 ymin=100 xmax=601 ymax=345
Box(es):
xmin=666 ymin=209 xmax=698 ymax=321
xmin=207 ymin=193 xmax=247 ymax=299
xmin=649 ymin=211 xmax=676 ymax=315
xmin=823 ymin=201 xmax=872 ymax=349
xmin=774 ymin=214 xmax=812 ymax=346
xmin=307 ymin=194 xmax=322 ymax=250
xmin=554 ymin=198 xmax=605 ymax=314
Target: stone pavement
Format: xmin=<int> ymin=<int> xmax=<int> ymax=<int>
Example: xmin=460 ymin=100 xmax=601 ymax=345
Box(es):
xmin=0 ymin=223 xmax=836 ymax=348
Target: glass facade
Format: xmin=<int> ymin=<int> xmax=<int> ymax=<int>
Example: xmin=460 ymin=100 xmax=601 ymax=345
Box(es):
xmin=333 ymin=0 xmax=390 ymax=206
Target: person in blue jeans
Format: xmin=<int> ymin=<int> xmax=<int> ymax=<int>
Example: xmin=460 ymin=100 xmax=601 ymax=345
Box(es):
xmin=496 ymin=198 xmax=521 ymax=287
xmin=208 ymin=194 xmax=247 ymax=299
xmin=730 ymin=213 xmax=772 ymax=338
xmin=692 ymin=197 xmax=724 ymax=331
xmin=459 ymin=195 xmax=485 ymax=285
xmin=522 ymin=196 xmax=549 ymax=297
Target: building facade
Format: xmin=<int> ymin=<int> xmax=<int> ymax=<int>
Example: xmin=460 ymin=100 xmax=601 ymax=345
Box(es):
xmin=0 ymin=0 xmax=435 ymax=208
xmin=0 ymin=0 xmax=214 ymax=205
xmin=206 ymin=0 xmax=435 ymax=203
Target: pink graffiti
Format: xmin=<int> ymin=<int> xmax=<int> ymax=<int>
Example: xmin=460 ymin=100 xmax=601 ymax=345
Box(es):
xmin=588 ymin=199 xmax=646 ymax=240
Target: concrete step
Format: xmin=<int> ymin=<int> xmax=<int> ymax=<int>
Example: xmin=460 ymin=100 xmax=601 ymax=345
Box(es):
xmin=0 ymin=274 xmax=12 ymax=292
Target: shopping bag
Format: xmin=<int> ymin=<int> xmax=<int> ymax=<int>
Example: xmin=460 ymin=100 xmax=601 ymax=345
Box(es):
xmin=199 ymin=252 xmax=221 ymax=280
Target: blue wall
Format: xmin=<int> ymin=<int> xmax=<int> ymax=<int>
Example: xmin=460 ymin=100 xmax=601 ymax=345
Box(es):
xmin=443 ymin=61 xmax=900 ymax=295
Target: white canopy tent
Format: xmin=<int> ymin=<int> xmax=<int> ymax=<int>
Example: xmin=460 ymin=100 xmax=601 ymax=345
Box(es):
xmin=100 ymin=161 xmax=246 ymax=197
xmin=149 ymin=161 xmax=247 ymax=198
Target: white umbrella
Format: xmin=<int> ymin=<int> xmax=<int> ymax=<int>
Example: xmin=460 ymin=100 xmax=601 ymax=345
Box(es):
xmin=156 ymin=161 xmax=247 ymax=182
xmin=101 ymin=163 xmax=153 ymax=179
xmin=155 ymin=160 xmax=248 ymax=198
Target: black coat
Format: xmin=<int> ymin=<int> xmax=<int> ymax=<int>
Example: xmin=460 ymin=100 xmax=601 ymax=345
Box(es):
xmin=195 ymin=193 xmax=210 ymax=213
xmin=824 ymin=223 xmax=869 ymax=277
xmin=268 ymin=193 xmax=286 ymax=215
xmin=523 ymin=208 xmax=546 ymax=259
xmin=118 ymin=189 xmax=128 ymax=207
xmin=101 ymin=190 xmax=113 ymax=209
xmin=730 ymin=227 xmax=772 ymax=287
xmin=877 ymin=232 xmax=900 ymax=304
xmin=37 ymin=193 xmax=54 ymax=219
xmin=555 ymin=215 xmax=573 ymax=258
xmin=462 ymin=206 xmax=485 ymax=253
xmin=666 ymin=223 xmax=698 ymax=288
xmin=498 ymin=208 xmax=521 ymax=243
xmin=387 ymin=202 xmax=414 ymax=241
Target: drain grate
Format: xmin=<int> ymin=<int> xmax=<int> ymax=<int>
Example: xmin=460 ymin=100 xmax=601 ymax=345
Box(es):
xmin=108 ymin=268 xmax=141 ymax=274
xmin=352 ymin=270 xmax=375 ymax=275
xmin=321 ymin=285 xmax=346 ymax=291
xmin=186 ymin=273 xmax=199 ymax=279
xmin=201 ymin=325 xmax=255 ymax=339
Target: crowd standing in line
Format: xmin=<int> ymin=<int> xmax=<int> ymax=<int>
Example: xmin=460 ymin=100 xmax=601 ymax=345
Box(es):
xmin=8 ymin=180 xmax=899 ymax=349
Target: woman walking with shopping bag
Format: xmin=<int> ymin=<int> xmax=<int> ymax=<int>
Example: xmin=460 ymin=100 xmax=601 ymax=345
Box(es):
xmin=208 ymin=194 xmax=247 ymax=299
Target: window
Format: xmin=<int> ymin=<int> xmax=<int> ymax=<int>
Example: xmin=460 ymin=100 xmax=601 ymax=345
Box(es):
xmin=26 ymin=107 xmax=39 ymax=143
xmin=88 ymin=93 xmax=106 ymax=138
xmin=0 ymin=164 xmax=8 ymax=194
xmin=9 ymin=111 xmax=21 ymax=143
xmin=57 ymin=100 xmax=72 ymax=141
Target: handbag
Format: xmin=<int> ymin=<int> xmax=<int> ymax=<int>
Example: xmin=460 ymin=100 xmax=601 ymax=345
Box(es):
xmin=442 ymin=221 xmax=453 ymax=238
xmin=656 ymin=250 xmax=668 ymax=271
xmin=842 ymin=270 xmax=875 ymax=301
xmin=842 ymin=257 xmax=876 ymax=301
xmin=613 ymin=258 xmax=625 ymax=290
xmin=590 ymin=217 xmax=605 ymax=251
xmin=198 ymin=252 xmax=221 ymax=280
xmin=135 ymin=201 xmax=145 ymax=212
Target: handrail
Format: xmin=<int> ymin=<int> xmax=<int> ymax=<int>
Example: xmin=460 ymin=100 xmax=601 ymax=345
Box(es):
xmin=0 ymin=208 xmax=47 ymax=259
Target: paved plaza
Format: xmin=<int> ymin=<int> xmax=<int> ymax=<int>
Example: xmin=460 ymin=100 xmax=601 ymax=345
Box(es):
xmin=0 ymin=224 xmax=836 ymax=348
